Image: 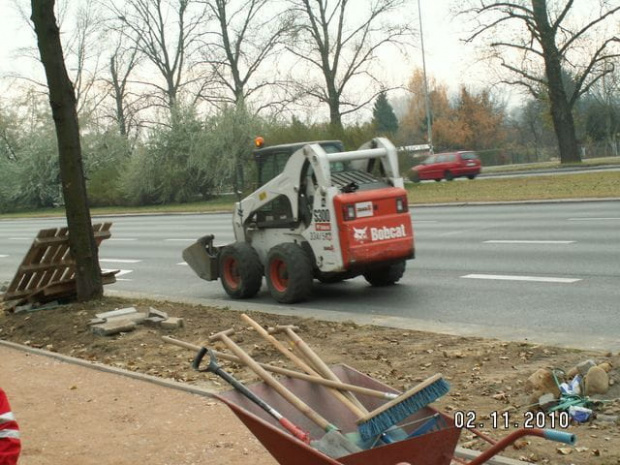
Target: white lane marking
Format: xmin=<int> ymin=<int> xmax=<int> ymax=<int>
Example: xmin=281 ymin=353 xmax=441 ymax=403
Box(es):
xmin=8 ymin=237 xmax=31 ymax=241
xmin=0 ymin=254 xmax=8 ymax=258
xmin=567 ymin=218 xmax=620 ymax=221
xmin=461 ymin=274 xmax=581 ymax=284
xmin=100 ymin=258 xmax=142 ymax=264
xmin=108 ymin=238 xmax=138 ymax=241
xmin=101 ymin=269 xmax=133 ymax=282
xmin=484 ymin=240 xmax=575 ymax=244
xmin=164 ymin=239 xmax=196 ymax=242
xmin=177 ymin=262 xmax=188 ymax=266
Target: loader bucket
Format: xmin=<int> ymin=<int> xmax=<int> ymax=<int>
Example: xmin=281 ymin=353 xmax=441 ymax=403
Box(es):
xmin=182 ymin=235 xmax=220 ymax=281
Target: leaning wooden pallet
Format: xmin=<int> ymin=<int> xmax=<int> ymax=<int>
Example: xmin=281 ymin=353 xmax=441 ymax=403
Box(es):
xmin=1 ymin=222 xmax=115 ymax=312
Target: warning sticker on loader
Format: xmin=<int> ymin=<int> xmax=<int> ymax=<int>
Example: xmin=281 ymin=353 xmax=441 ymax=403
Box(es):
xmin=310 ymin=231 xmax=332 ymax=241
xmin=355 ymin=201 xmax=373 ymax=218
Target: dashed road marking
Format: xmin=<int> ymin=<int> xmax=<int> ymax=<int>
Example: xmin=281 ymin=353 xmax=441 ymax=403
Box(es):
xmin=8 ymin=237 xmax=31 ymax=241
xmin=567 ymin=217 xmax=620 ymax=221
xmin=0 ymin=254 xmax=8 ymax=258
xmin=100 ymin=258 xmax=142 ymax=264
xmin=461 ymin=274 xmax=581 ymax=284
xmin=177 ymin=262 xmax=188 ymax=266
xmin=484 ymin=240 xmax=575 ymax=244
xmin=164 ymin=239 xmax=196 ymax=242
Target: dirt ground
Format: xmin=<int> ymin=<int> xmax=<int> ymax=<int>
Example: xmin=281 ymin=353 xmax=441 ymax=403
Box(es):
xmin=0 ymin=343 xmax=275 ymax=465
xmin=1 ymin=296 xmax=619 ymax=464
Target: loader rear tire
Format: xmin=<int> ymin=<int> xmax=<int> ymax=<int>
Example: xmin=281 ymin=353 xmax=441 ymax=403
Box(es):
xmin=219 ymin=243 xmax=263 ymax=299
xmin=266 ymin=243 xmax=313 ymax=304
xmin=363 ymin=260 xmax=406 ymax=287
xmin=317 ymin=274 xmax=345 ymax=284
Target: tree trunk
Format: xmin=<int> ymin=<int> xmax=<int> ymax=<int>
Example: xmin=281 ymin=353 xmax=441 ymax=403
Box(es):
xmin=328 ymin=100 xmax=343 ymax=132
xmin=531 ymin=0 xmax=581 ymax=164
xmin=31 ymin=0 xmax=103 ymax=301
xmin=110 ymin=57 xmax=127 ymax=137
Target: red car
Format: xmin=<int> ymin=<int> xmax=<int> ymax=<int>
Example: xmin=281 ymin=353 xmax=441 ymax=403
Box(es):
xmin=409 ymin=151 xmax=481 ymax=182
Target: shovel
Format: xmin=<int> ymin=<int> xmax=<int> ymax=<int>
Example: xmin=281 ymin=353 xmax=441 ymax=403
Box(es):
xmin=210 ymin=328 xmax=363 ymax=458
xmin=192 ymin=346 xmax=310 ymax=443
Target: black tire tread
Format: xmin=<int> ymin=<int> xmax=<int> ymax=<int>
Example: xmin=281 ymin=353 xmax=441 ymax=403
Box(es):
xmin=219 ymin=242 xmax=263 ymax=299
xmin=363 ymin=260 xmax=406 ymax=287
xmin=317 ymin=274 xmax=346 ymax=284
xmin=266 ymin=243 xmax=313 ymax=303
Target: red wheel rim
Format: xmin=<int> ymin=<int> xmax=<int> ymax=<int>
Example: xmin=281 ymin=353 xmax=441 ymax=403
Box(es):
xmin=222 ymin=256 xmax=240 ymax=290
xmin=269 ymin=258 xmax=288 ymax=293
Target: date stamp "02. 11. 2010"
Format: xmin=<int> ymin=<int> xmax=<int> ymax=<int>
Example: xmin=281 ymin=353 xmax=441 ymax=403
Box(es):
xmin=453 ymin=410 xmax=570 ymax=430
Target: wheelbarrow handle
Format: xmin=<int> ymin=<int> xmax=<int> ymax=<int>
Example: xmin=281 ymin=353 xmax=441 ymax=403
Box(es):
xmin=543 ymin=429 xmax=576 ymax=445
xmin=466 ymin=428 xmax=576 ymax=465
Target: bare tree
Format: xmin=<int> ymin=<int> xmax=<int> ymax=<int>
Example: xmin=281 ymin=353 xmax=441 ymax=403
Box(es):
xmin=106 ymin=40 xmax=141 ymax=137
xmin=198 ymin=0 xmax=293 ymax=108
xmin=10 ymin=0 xmax=107 ymax=118
xmin=65 ymin=2 xmax=106 ymax=115
xmin=31 ymin=0 xmax=103 ymax=301
xmin=463 ymin=0 xmax=620 ymax=164
xmin=286 ymin=0 xmax=413 ymax=130
xmin=108 ymin=0 xmax=208 ymax=110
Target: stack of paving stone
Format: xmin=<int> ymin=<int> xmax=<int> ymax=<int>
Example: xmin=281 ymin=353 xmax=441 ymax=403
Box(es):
xmin=90 ymin=307 xmax=184 ymax=336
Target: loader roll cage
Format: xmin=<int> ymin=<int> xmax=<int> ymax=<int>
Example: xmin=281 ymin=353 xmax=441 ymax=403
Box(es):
xmin=249 ymin=139 xmax=396 ymax=230
xmin=235 ymin=137 xmax=405 ymax=241
xmin=253 ymin=139 xmax=392 ymax=193
xmin=254 ymin=140 xmax=344 ymax=188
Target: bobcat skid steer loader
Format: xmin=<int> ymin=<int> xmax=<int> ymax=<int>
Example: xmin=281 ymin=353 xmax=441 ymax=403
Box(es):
xmin=183 ymin=137 xmax=415 ymax=304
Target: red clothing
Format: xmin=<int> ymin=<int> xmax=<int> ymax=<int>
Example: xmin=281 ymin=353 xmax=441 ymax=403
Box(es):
xmin=0 ymin=389 xmax=20 ymax=465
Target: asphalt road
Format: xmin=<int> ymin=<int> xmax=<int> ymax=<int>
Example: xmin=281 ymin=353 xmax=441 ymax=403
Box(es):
xmin=1 ymin=201 xmax=619 ymax=351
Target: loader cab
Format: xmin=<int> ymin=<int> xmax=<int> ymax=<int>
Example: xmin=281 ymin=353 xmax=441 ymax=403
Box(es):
xmin=250 ymin=140 xmax=344 ymax=229
xmin=253 ymin=140 xmax=344 ymax=188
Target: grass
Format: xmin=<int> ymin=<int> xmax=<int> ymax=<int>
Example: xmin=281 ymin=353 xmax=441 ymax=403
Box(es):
xmin=406 ymin=171 xmax=620 ymax=204
xmin=483 ymin=156 xmax=620 ymax=173
xmin=0 ymin=195 xmax=238 ymax=219
xmin=1 ymin=171 xmax=618 ymax=220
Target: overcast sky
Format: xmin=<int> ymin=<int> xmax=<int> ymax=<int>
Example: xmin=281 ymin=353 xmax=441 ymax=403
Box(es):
xmin=0 ymin=1 xmax=501 ymax=112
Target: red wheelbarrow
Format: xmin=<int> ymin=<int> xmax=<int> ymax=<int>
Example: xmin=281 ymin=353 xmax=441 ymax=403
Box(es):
xmin=216 ymin=364 xmax=576 ymax=465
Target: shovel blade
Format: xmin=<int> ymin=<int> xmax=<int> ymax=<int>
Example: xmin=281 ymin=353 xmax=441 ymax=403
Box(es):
xmin=311 ymin=430 xmax=363 ymax=459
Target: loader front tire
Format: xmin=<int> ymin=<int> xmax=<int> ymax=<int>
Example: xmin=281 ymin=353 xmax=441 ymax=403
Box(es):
xmin=219 ymin=243 xmax=263 ymax=299
xmin=266 ymin=243 xmax=313 ymax=304
xmin=363 ymin=260 xmax=406 ymax=287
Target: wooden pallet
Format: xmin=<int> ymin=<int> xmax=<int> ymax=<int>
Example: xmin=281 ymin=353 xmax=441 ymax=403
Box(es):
xmin=1 ymin=222 xmax=116 ymax=312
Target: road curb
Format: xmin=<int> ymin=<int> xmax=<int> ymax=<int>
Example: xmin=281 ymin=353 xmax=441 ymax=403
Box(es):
xmin=0 ymin=339 xmax=217 ymax=398
xmin=105 ymin=290 xmax=620 ymax=353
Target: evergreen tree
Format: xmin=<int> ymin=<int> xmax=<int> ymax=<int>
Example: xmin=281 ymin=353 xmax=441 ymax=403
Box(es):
xmin=372 ymin=92 xmax=399 ymax=134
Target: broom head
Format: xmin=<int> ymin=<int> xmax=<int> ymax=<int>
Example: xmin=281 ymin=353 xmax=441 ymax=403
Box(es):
xmin=356 ymin=373 xmax=449 ymax=441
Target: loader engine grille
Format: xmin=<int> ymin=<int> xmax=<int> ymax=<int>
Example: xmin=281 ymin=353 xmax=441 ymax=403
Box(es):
xmin=330 ymin=170 xmax=389 ymax=191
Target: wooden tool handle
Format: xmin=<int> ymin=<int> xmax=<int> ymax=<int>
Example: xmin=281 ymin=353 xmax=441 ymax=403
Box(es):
xmin=280 ymin=326 xmax=368 ymax=413
xmin=242 ymin=314 xmax=367 ymax=418
xmin=211 ymin=331 xmax=335 ymax=432
xmin=162 ymin=336 xmax=398 ymax=400
xmin=241 ymin=315 xmax=316 ymax=375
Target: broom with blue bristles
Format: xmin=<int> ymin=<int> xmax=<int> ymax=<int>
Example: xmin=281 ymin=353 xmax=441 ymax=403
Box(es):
xmin=356 ymin=373 xmax=450 ymax=441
